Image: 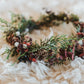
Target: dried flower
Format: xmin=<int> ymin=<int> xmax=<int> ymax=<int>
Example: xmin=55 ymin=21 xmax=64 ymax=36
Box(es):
xmin=78 ymin=40 xmax=83 ymax=45
xmin=14 ymin=42 xmax=19 ymax=47
xmin=16 ymin=31 xmax=20 ymax=36
xmin=16 ymin=49 xmax=19 ymax=53
xmin=25 ymin=28 xmax=29 ymax=33
xmin=24 ymin=35 xmax=29 ymax=40
xmin=32 ymin=58 xmax=36 ymax=62
xmin=23 ymin=44 xmax=27 ymax=49
xmin=27 ymin=42 xmax=31 ymax=46
xmin=24 ymin=49 xmax=28 ymax=52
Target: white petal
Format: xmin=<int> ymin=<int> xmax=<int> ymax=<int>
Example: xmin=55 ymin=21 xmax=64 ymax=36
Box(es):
xmin=14 ymin=42 xmax=19 ymax=47
xmin=16 ymin=31 xmax=20 ymax=36
xmin=78 ymin=40 xmax=83 ymax=45
xmin=25 ymin=28 xmax=29 ymax=32
xmin=23 ymin=44 xmax=27 ymax=49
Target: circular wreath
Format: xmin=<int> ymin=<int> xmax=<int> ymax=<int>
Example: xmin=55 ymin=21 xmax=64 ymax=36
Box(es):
xmin=0 ymin=11 xmax=84 ymax=66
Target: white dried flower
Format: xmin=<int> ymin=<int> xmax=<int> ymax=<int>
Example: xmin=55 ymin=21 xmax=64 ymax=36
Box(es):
xmin=16 ymin=31 xmax=20 ymax=36
xmin=24 ymin=28 xmax=29 ymax=34
xmin=24 ymin=35 xmax=29 ymax=41
xmin=25 ymin=28 xmax=29 ymax=32
xmin=23 ymin=44 xmax=27 ymax=49
xmin=78 ymin=40 xmax=83 ymax=45
xmin=24 ymin=35 xmax=29 ymax=38
xmin=14 ymin=42 xmax=19 ymax=47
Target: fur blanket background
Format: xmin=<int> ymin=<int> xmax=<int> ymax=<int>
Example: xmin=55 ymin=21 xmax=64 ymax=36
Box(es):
xmin=0 ymin=0 xmax=84 ymax=84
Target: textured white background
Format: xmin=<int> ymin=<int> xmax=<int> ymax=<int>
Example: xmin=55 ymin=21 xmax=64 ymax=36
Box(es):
xmin=0 ymin=0 xmax=84 ymax=84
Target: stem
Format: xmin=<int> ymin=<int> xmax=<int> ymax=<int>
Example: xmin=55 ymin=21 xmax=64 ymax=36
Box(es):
xmin=65 ymin=49 xmax=67 ymax=58
xmin=72 ymin=45 xmax=75 ymax=60
xmin=17 ymin=52 xmax=26 ymax=60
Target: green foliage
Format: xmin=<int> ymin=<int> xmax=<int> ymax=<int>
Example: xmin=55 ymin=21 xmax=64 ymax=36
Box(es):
xmin=76 ymin=24 xmax=81 ymax=32
xmin=1 ymin=47 xmax=11 ymax=59
xmin=28 ymin=35 xmax=76 ymax=57
xmin=2 ymin=47 xmax=19 ymax=60
xmin=0 ymin=18 xmax=8 ymax=25
xmin=70 ymin=14 xmax=79 ymax=22
xmin=17 ymin=52 xmax=26 ymax=60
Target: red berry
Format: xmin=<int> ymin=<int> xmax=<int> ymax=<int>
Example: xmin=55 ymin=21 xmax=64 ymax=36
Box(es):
xmin=16 ymin=49 xmax=19 ymax=53
xmin=29 ymin=57 xmax=32 ymax=60
xmin=23 ymin=42 xmax=26 ymax=44
xmin=25 ymin=49 xmax=28 ymax=52
xmin=77 ymin=32 xmax=81 ymax=35
xmin=27 ymin=42 xmax=31 ymax=46
xmin=32 ymin=58 xmax=36 ymax=62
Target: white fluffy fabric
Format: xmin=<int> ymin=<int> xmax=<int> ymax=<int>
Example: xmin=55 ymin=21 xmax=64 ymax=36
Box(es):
xmin=0 ymin=0 xmax=84 ymax=84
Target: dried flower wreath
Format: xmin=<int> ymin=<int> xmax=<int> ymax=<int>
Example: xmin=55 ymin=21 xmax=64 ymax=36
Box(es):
xmin=0 ymin=11 xmax=84 ymax=66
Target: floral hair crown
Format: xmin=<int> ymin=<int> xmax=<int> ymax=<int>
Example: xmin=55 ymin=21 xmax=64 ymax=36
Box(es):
xmin=0 ymin=11 xmax=84 ymax=66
